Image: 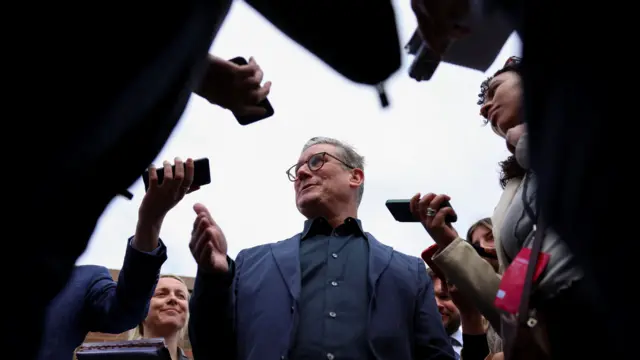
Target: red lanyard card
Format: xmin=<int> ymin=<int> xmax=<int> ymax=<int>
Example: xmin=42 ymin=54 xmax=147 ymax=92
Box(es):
xmin=494 ymin=247 xmax=550 ymax=314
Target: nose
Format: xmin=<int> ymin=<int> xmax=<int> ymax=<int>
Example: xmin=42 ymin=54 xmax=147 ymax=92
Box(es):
xmin=166 ymin=293 xmax=178 ymax=305
xmin=296 ymin=164 xmax=312 ymax=182
xmin=436 ymin=299 xmax=445 ymax=311
xmin=480 ymin=101 xmax=493 ymax=119
xmin=482 ymin=236 xmax=493 ymax=247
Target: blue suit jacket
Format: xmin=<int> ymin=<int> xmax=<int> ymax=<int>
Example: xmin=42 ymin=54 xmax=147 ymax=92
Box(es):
xmin=190 ymin=233 xmax=455 ymax=360
xmin=37 ymin=240 xmax=167 ymax=360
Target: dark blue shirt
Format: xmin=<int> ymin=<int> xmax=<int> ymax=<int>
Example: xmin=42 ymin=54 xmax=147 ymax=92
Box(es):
xmin=290 ymin=217 xmax=373 ymax=360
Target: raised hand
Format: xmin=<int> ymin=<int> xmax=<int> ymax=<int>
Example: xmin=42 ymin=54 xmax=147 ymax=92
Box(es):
xmin=410 ymin=192 xmax=459 ymax=248
xmin=198 ymin=55 xmax=272 ymax=118
xmin=138 ymin=157 xmax=199 ymax=224
xmin=189 ymin=203 xmax=229 ymax=273
xmin=133 ymin=158 xmax=200 ymax=252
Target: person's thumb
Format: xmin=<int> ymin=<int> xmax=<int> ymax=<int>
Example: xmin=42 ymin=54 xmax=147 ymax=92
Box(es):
xmin=193 ymin=203 xmax=217 ymax=226
xmin=193 ymin=202 xmax=208 ymax=214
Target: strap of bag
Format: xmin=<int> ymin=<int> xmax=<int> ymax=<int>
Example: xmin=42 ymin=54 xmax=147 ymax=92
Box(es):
xmin=517 ymin=177 xmax=546 ymax=325
xmin=503 ymin=174 xmax=547 ymax=360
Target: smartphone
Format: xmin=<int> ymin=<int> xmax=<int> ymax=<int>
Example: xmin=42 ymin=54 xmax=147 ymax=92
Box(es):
xmin=385 ymin=199 xmax=457 ymax=223
xmin=228 ymin=56 xmax=275 ymax=126
xmin=142 ymin=158 xmax=211 ymax=191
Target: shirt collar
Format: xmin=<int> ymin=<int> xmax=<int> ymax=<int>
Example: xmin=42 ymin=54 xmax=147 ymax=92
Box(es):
xmin=301 ymin=217 xmax=365 ymax=240
xmin=450 ymin=327 xmax=463 ymax=347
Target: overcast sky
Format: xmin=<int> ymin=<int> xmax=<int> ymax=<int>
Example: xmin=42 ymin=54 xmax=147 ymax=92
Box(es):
xmin=77 ymin=0 xmax=521 ymax=277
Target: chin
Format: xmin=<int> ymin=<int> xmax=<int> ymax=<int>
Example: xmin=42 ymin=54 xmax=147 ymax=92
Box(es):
xmin=159 ymin=320 xmax=185 ymax=331
xmin=499 ymin=117 xmax=520 ymax=134
xmin=148 ymin=322 xmax=184 ymax=337
xmin=297 ymin=203 xmax=314 ymax=218
xmin=297 ymin=199 xmax=321 ymax=218
xmin=157 ymin=314 xmax=185 ymax=326
xmin=297 ymin=194 xmax=319 ymax=208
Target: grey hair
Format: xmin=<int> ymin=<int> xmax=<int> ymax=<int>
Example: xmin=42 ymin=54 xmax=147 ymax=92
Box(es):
xmin=302 ymin=137 xmax=365 ymax=206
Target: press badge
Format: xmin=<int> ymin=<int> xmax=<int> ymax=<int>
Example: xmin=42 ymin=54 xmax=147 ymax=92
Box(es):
xmin=494 ymin=247 xmax=550 ymax=314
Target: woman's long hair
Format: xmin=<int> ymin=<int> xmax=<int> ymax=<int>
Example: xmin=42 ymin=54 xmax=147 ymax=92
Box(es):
xmin=465 ymin=217 xmax=493 ymax=243
xmin=498 ymin=156 xmax=526 ymax=189
xmin=128 ymin=274 xmax=190 ymax=341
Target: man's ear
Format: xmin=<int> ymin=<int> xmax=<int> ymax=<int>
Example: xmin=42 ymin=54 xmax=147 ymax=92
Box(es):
xmin=349 ymin=168 xmax=364 ymax=189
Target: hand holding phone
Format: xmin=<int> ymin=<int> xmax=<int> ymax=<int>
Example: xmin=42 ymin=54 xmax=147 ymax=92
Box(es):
xmin=409 ymin=193 xmax=459 ymax=247
xmin=142 ymin=158 xmax=211 ymax=191
xmin=386 ymin=198 xmax=457 ymax=223
xmin=228 ymin=56 xmax=275 ymax=125
xmin=138 ymin=158 xmax=209 ymax=225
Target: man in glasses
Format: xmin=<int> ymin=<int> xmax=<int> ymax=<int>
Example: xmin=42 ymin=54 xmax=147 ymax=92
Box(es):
xmin=188 ymin=136 xmax=456 ymax=360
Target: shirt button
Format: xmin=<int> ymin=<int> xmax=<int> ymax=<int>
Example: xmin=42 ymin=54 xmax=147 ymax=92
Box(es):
xmin=331 ymin=253 xmax=338 ymax=258
xmin=326 ymin=353 xmax=335 ymax=360
xmin=329 ymin=311 xmax=336 ymax=318
xmin=331 ymin=281 xmax=338 ymax=287
xmin=281 ymin=357 xmax=286 ymax=360
xmin=290 ymin=306 xmax=295 ymax=313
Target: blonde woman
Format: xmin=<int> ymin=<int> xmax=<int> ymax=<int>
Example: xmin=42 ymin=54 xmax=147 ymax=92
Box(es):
xmin=130 ymin=275 xmax=191 ymax=360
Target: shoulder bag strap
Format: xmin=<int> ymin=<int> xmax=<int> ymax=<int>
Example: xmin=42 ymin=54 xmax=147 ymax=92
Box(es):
xmin=517 ymin=176 xmax=546 ymax=325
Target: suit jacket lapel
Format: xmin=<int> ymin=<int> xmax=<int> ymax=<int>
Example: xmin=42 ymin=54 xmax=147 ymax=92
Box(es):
xmin=271 ymin=235 xmax=301 ymax=300
xmin=366 ymin=233 xmax=393 ymax=293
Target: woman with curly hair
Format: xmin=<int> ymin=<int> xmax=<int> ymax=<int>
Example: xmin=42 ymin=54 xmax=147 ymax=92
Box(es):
xmin=416 ymin=57 xmax=605 ymax=359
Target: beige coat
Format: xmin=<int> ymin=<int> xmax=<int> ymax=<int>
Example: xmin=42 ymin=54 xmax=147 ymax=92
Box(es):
xmin=431 ymin=177 xmax=521 ymax=330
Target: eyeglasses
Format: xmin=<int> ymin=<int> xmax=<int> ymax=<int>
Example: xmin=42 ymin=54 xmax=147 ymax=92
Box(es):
xmin=286 ymin=152 xmax=354 ymax=182
xmin=504 ymin=56 xmax=522 ymax=67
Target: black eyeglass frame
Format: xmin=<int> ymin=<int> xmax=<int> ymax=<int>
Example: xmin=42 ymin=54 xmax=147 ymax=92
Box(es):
xmin=503 ymin=55 xmax=522 ymax=67
xmin=286 ymin=152 xmax=355 ymax=182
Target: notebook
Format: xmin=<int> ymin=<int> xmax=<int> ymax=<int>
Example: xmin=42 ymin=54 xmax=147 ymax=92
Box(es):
xmin=76 ymin=338 xmax=171 ymax=360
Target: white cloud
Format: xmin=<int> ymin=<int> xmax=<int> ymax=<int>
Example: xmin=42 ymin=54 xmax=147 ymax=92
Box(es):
xmin=77 ymin=0 xmax=522 ymax=277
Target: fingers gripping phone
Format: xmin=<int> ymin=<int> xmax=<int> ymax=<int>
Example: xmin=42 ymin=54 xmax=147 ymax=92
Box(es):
xmin=228 ymin=56 xmax=275 ymax=126
xmin=142 ymin=158 xmax=211 ymax=191
xmin=385 ymin=199 xmax=458 ymax=223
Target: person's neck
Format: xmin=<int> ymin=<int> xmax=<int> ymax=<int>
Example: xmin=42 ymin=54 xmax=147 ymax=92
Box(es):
xmin=324 ymin=213 xmax=356 ymax=228
xmin=144 ymin=330 xmax=180 ymax=360
xmin=304 ymin=199 xmax=358 ymax=228
xmin=319 ymin=202 xmax=357 ymax=228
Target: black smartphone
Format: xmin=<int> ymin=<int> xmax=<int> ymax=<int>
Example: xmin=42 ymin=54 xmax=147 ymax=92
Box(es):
xmin=385 ymin=199 xmax=458 ymax=223
xmin=228 ymin=56 xmax=275 ymax=126
xmin=142 ymin=158 xmax=211 ymax=191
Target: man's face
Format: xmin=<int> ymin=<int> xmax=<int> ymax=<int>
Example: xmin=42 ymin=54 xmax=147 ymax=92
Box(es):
xmin=433 ymin=277 xmax=461 ymax=335
xmin=293 ymin=144 xmax=361 ymax=217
